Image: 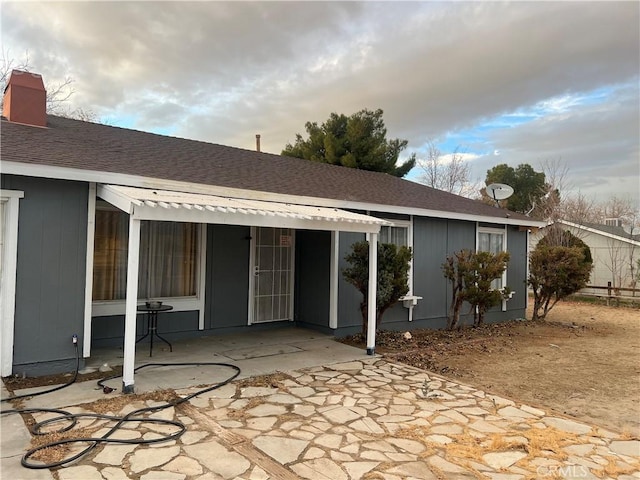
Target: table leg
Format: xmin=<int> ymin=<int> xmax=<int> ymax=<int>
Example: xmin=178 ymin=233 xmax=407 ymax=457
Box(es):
xmin=136 ymin=313 xmax=150 ymax=344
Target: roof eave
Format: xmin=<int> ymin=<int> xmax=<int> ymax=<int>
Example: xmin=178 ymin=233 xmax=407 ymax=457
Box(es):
xmin=2 ymin=160 xmax=545 ymax=228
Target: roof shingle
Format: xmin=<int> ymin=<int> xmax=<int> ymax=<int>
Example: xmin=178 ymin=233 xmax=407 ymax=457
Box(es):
xmin=1 ymin=115 xmax=535 ymax=224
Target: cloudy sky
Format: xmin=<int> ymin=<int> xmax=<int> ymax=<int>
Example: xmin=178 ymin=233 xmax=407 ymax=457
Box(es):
xmin=2 ymin=1 xmax=639 ymax=205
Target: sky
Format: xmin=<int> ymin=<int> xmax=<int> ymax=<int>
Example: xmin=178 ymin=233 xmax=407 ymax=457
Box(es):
xmin=2 ymin=1 xmax=639 ymax=206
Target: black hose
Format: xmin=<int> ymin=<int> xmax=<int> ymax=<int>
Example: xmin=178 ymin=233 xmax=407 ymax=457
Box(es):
xmin=1 ymin=349 xmax=241 ymax=470
xmin=0 ymin=343 xmax=80 ymax=403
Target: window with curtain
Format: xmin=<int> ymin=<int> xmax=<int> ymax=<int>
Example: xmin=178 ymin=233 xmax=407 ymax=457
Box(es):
xmin=379 ymin=225 xmax=408 ymax=247
xmin=92 ymin=205 xmax=198 ymax=301
xmin=378 ymin=220 xmax=413 ymax=296
xmin=478 ymin=229 xmax=505 ymax=290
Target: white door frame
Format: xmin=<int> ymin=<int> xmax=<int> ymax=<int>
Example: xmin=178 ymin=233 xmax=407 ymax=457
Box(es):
xmin=1 ymin=190 xmax=24 ymax=377
xmin=248 ymin=226 xmax=295 ymax=324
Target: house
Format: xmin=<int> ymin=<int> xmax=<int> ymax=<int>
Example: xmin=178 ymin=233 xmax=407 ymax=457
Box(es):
xmin=0 ymin=70 xmax=544 ymax=392
xmin=531 ymin=219 xmax=640 ymax=293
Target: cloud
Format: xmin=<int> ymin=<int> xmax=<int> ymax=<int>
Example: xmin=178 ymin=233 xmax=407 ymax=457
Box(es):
xmin=465 ymin=82 xmax=639 ymax=200
xmin=2 ymin=1 xmax=638 ymax=204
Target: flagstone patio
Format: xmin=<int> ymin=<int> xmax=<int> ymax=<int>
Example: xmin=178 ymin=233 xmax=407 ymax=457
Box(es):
xmin=28 ymin=358 xmax=640 ymax=480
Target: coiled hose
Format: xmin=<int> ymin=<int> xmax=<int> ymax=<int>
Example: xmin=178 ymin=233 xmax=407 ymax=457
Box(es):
xmin=1 ymin=344 xmax=241 ymax=469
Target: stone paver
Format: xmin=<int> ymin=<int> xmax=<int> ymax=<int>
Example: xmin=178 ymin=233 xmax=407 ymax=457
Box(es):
xmin=4 ymin=358 xmax=639 ymax=479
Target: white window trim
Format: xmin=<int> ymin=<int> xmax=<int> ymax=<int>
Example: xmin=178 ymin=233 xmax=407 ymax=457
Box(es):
xmin=0 ymin=190 xmax=24 ymax=377
xmin=373 ymin=218 xmax=414 ymax=294
xmin=477 ymin=224 xmax=509 ymax=311
xmin=91 ymin=223 xmax=207 ymax=320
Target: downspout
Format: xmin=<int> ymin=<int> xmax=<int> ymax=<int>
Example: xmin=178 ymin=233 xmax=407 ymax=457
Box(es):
xmin=122 ymin=215 xmax=141 ymax=393
xmin=366 ymin=232 xmax=378 ymax=355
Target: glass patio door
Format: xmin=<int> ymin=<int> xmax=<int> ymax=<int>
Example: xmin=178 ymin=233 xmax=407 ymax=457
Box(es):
xmin=250 ymin=227 xmax=294 ymax=324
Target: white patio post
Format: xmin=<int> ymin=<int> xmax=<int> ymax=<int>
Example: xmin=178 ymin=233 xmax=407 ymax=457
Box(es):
xmin=366 ymin=232 xmax=378 ymax=355
xmin=122 ymin=216 xmax=141 ymax=393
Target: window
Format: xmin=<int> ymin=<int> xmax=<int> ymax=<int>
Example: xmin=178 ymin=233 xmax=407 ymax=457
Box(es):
xmin=478 ymin=227 xmax=506 ymax=290
xmin=93 ymin=204 xmax=199 ymax=301
xmin=379 ymin=225 xmax=408 ymax=247
xmin=376 ymin=218 xmax=413 ymax=294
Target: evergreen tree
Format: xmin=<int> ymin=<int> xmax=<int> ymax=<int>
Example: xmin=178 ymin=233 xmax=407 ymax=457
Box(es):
xmin=283 ymin=108 xmax=415 ymax=177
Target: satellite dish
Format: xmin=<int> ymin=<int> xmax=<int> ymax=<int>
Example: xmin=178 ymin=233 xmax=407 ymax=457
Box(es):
xmin=486 ymin=183 xmax=514 ymax=207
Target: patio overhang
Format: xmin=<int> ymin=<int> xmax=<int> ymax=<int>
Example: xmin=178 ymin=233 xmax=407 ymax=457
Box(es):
xmin=97 ymin=184 xmax=387 ymax=234
xmin=96 ymin=184 xmax=383 ymax=393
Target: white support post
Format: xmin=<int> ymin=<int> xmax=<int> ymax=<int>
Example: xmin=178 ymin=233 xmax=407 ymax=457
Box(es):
xmin=0 ymin=191 xmax=24 ymax=377
xmin=122 ymin=216 xmax=141 ymax=393
xmin=329 ymin=231 xmax=339 ymax=329
xmin=83 ymin=183 xmax=96 ymax=357
xmin=366 ymin=232 xmax=378 ymax=355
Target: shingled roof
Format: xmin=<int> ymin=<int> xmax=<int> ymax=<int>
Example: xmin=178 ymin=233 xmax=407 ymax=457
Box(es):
xmin=1 ymin=115 xmax=537 ymax=224
xmin=578 ymin=222 xmax=640 ymax=242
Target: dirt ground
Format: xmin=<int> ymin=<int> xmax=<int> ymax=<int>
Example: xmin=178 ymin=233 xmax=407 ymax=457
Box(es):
xmin=348 ymin=299 xmax=640 ymax=437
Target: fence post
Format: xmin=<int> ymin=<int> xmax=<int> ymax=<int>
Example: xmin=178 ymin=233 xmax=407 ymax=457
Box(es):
xmin=607 ymin=281 xmax=612 ymax=306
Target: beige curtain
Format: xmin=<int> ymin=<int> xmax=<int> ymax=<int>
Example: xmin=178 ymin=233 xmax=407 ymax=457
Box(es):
xmin=93 ymin=208 xmax=198 ymax=301
xmin=92 ymin=210 xmax=129 ymax=300
xmin=139 ymin=221 xmax=197 ymax=299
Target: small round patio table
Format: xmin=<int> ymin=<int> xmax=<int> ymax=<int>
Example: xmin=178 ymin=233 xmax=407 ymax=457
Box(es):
xmin=136 ymin=304 xmax=173 ymax=357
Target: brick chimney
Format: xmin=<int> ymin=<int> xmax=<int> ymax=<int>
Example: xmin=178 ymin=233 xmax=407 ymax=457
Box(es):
xmin=3 ymin=70 xmax=47 ymax=127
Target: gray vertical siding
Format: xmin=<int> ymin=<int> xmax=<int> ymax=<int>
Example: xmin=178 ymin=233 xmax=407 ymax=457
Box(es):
xmin=335 ymin=217 xmax=526 ymax=335
xmin=91 ymin=311 xmax=199 ymax=348
xmin=413 ymin=217 xmax=449 ymax=320
xmin=337 ymin=232 xmax=367 ymax=333
xmin=1 ymin=175 xmax=88 ymax=375
xmin=295 ymin=230 xmax=331 ymax=328
xmin=408 ymin=218 xmax=476 ymax=329
xmin=506 ymin=226 xmax=528 ymax=313
xmin=206 ymin=224 xmax=251 ymax=329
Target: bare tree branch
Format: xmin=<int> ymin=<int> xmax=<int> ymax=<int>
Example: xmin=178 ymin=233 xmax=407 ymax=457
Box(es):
xmin=417 ymin=141 xmax=479 ymax=198
xmin=1 ymin=48 xmax=97 ymax=122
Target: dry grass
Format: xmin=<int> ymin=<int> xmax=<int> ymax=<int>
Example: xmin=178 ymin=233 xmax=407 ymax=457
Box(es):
xmin=76 ymin=389 xmax=179 ymax=415
xmin=236 ymin=372 xmax=294 ymax=392
xmin=620 ymin=428 xmax=639 ymax=440
xmin=593 ymin=456 xmax=638 ymax=478
xmin=226 ymin=397 xmax=266 ymax=420
xmin=29 ymin=426 xmax=100 ymax=464
xmin=488 ymin=433 xmax=528 ymax=452
xmin=444 ymin=432 xmax=491 ymax=463
xmin=22 ymin=389 xmax=181 ymax=465
xmin=392 ymin=420 xmax=597 ymax=479
xmin=521 ymin=425 xmax=582 ymax=460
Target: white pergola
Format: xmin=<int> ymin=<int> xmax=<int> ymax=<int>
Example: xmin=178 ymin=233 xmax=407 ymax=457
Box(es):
xmin=97 ymin=184 xmax=385 ymax=392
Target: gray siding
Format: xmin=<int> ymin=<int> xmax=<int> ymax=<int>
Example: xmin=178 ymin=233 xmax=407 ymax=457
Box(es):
xmin=295 ymin=230 xmax=330 ymax=328
xmin=506 ymin=226 xmax=528 ymax=314
xmin=337 ymin=232 xmax=367 ymax=333
xmin=207 ymin=224 xmax=251 ymax=329
xmin=335 ymin=217 xmax=524 ymax=335
xmin=1 ymin=175 xmax=88 ymax=376
xmin=91 ymin=311 xmax=199 ymax=348
xmin=409 ymin=218 xmax=476 ymax=330
xmin=413 ymin=217 xmax=448 ymax=321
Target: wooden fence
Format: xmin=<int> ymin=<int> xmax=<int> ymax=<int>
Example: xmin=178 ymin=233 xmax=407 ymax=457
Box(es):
xmin=580 ymin=282 xmax=639 ymax=305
